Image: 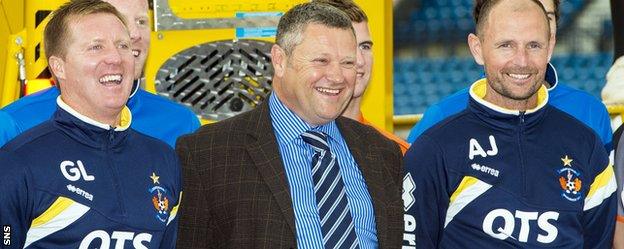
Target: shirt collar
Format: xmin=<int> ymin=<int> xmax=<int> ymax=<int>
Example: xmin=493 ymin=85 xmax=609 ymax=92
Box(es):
xmin=545 ymin=62 xmax=559 ymax=90
xmin=468 ymin=78 xmax=549 ymax=115
xmin=268 ymin=93 xmax=340 ymax=144
xmin=129 ymin=78 xmax=141 ymax=98
xmin=56 ymin=96 xmax=132 ymax=131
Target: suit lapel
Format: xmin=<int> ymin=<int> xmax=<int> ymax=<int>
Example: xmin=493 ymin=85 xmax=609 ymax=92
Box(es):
xmin=245 ymin=102 xmax=297 ymax=235
xmin=337 ymin=118 xmax=389 ymax=247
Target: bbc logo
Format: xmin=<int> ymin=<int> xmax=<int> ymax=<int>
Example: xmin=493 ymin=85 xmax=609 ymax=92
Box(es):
xmin=3 ymin=225 xmax=10 ymax=246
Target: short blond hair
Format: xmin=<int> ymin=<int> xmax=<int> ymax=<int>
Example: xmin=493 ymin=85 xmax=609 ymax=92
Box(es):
xmin=44 ymin=0 xmax=127 ymax=60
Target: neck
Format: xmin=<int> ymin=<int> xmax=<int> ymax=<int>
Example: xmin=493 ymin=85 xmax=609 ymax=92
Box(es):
xmin=80 ymin=109 xmax=121 ymax=127
xmin=58 ymin=96 xmax=123 ymax=128
xmin=483 ymin=93 xmax=538 ymax=111
xmin=100 ymin=114 xmax=121 ymax=127
xmin=342 ymin=97 xmax=362 ymax=120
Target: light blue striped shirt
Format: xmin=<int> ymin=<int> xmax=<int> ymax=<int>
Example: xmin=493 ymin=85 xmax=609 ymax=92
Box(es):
xmin=268 ymin=94 xmax=378 ymax=249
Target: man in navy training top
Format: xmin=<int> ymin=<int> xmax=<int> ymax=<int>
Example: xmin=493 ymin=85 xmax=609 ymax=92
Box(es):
xmin=402 ymin=0 xmax=616 ymax=248
xmin=406 ymin=0 xmax=612 ymax=155
xmin=0 ymin=1 xmax=181 ymax=247
xmin=0 ymin=0 xmax=200 ymax=148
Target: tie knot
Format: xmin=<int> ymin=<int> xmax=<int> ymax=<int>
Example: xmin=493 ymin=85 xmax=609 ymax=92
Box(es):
xmin=301 ymin=130 xmax=330 ymax=152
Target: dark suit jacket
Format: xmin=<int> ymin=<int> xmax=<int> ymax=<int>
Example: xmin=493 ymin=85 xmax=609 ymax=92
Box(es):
xmin=175 ymin=101 xmax=404 ymax=248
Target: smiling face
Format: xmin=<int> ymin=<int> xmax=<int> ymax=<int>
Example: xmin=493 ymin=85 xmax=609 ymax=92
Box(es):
xmin=49 ymin=13 xmax=134 ymax=124
xmin=105 ymin=0 xmax=150 ymax=79
xmin=468 ymin=0 xmax=552 ymax=110
xmin=353 ymin=21 xmax=373 ymax=99
xmin=272 ymin=23 xmax=357 ymax=126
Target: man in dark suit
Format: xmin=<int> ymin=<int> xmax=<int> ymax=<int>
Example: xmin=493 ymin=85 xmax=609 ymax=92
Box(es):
xmin=176 ymin=2 xmax=403 ymax=248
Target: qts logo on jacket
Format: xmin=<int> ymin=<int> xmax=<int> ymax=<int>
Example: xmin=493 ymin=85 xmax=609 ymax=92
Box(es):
xmin=148 ymin=172 xmax=171 ymax=223
xmin=482 ymin=209 xmax=559 ymax=244
xmin=80 ymin=230 xmax=152 ymax=249
xmin=557 ymin=155 xmax=583 ymax=202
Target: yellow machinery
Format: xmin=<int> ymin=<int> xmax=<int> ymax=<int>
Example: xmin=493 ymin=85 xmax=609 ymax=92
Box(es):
xmin=0 ymin=0 xmax=395 ymax=130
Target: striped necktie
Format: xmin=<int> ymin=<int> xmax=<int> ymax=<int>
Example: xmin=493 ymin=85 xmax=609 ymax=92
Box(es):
xmin=301 ymin=130 xmax=360 ymax=249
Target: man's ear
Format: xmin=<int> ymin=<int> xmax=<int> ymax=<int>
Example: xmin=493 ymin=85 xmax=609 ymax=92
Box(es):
xmin=468 ymin=33 xmax=485 ymax=66
xmin=271 ymin=44 xmax=286 ymax=78
xmin=547 ymin=35 xmax=556 ymax=62
xmin=48 ymin=56 xmax=65 ymax=81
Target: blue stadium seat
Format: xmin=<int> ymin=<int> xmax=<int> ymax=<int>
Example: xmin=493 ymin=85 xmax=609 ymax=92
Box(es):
xmin=396 ymin=0 xmax=586 ymax=47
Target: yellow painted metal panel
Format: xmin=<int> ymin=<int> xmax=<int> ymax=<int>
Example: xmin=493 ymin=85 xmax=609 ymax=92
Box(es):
xmin=354 ymin=0 xmax=393 ymax=131
xmin=167 ymin=0 xmax=305 ymax=19
xmin=0 ymin=1 xmax=11 ymax=100
xmin=2 ymin=0 xmax=24 ymax=33
xmin=1 ymin=31 xmax=25 ymax=107
xmin=25 ymin=0 xmax=64 ymax=80
xmin=4 ymin=0 xmax=394 ymax=127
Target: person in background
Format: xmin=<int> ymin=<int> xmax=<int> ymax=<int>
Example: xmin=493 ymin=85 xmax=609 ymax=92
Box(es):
xmin=403 ymin=0 xmax=616 ymax=247
xmin=601 ymin=57 xmax=624 ymax=107
xmin=0 ymin=1 xmax=181 ymax=247
xmin=176 ymin=2 xmax=403 ymax=248
xmin=0 ymin=0 xmax=200 ymax=148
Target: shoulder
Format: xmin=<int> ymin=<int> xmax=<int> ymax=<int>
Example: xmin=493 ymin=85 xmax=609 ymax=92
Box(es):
xmin=544 ymin=106 xmax=603 ymax=149
xmin=2 ymin=121 xmax=58 ymax=152
xmin=0 ymin=109 xmax=18 ymax=132
xmin=130 ymin=129 xmax=176 ymax=154
xmin=2 ymin=87 xmax=58 ymax=114
xmin=337 ymin=117 xmax=401 ymax=154
xmin=0 ymin=88 xmax=58 ymax=131
xmin=132 ymin=89 xmax=198 ymax=119
xmin=0 ymin=150 xmax=23 ymax=170
xmin=0 ymin=150 xmax=32 ymax=188
xmin=429 ymin=87 xmax=470 ymax=113
xmin=177 ymin=106 xmax=263 ymax=147
xmin=420 ymin=109 xmax=472 ymax=139
xmin=408 ymin=88 xmax=471 ymax=142
xmin=545 ymin=105 xmax=599 ymax=133
xmin=550 ymin=83 xmax=606 ymax=109
xmin=127 ymin=129 xmax=180 ymax=173
xmin=339 ymin=117 xmax=386 ymax=140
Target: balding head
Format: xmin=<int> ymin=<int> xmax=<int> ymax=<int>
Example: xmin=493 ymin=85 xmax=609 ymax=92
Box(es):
xmin=474 ymin=0 xmax=550 ymax=37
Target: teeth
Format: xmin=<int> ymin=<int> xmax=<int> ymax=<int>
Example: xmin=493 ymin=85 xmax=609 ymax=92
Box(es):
xmin=316 ymin=87 xmax=340 ymax=94
xmin=99 ymin=74 xmax=122 ymax=84
xmin=132 ymin=50 xmax=140 ymax=57
xmin=508 ymin=73 xmax=530 ymax=79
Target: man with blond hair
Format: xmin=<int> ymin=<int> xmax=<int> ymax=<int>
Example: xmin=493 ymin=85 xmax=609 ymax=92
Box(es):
xmin=0 ymin=1 xmax=181 ymax=247
xmin=0 ymin=0 xmax=199 ymax=148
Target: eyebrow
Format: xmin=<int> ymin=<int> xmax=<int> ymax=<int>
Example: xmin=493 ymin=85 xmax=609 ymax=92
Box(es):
xmin=359 ymin=40 xmax=373 ymax=46
xmin=493 ymin=39 xmax=513 ymax=45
